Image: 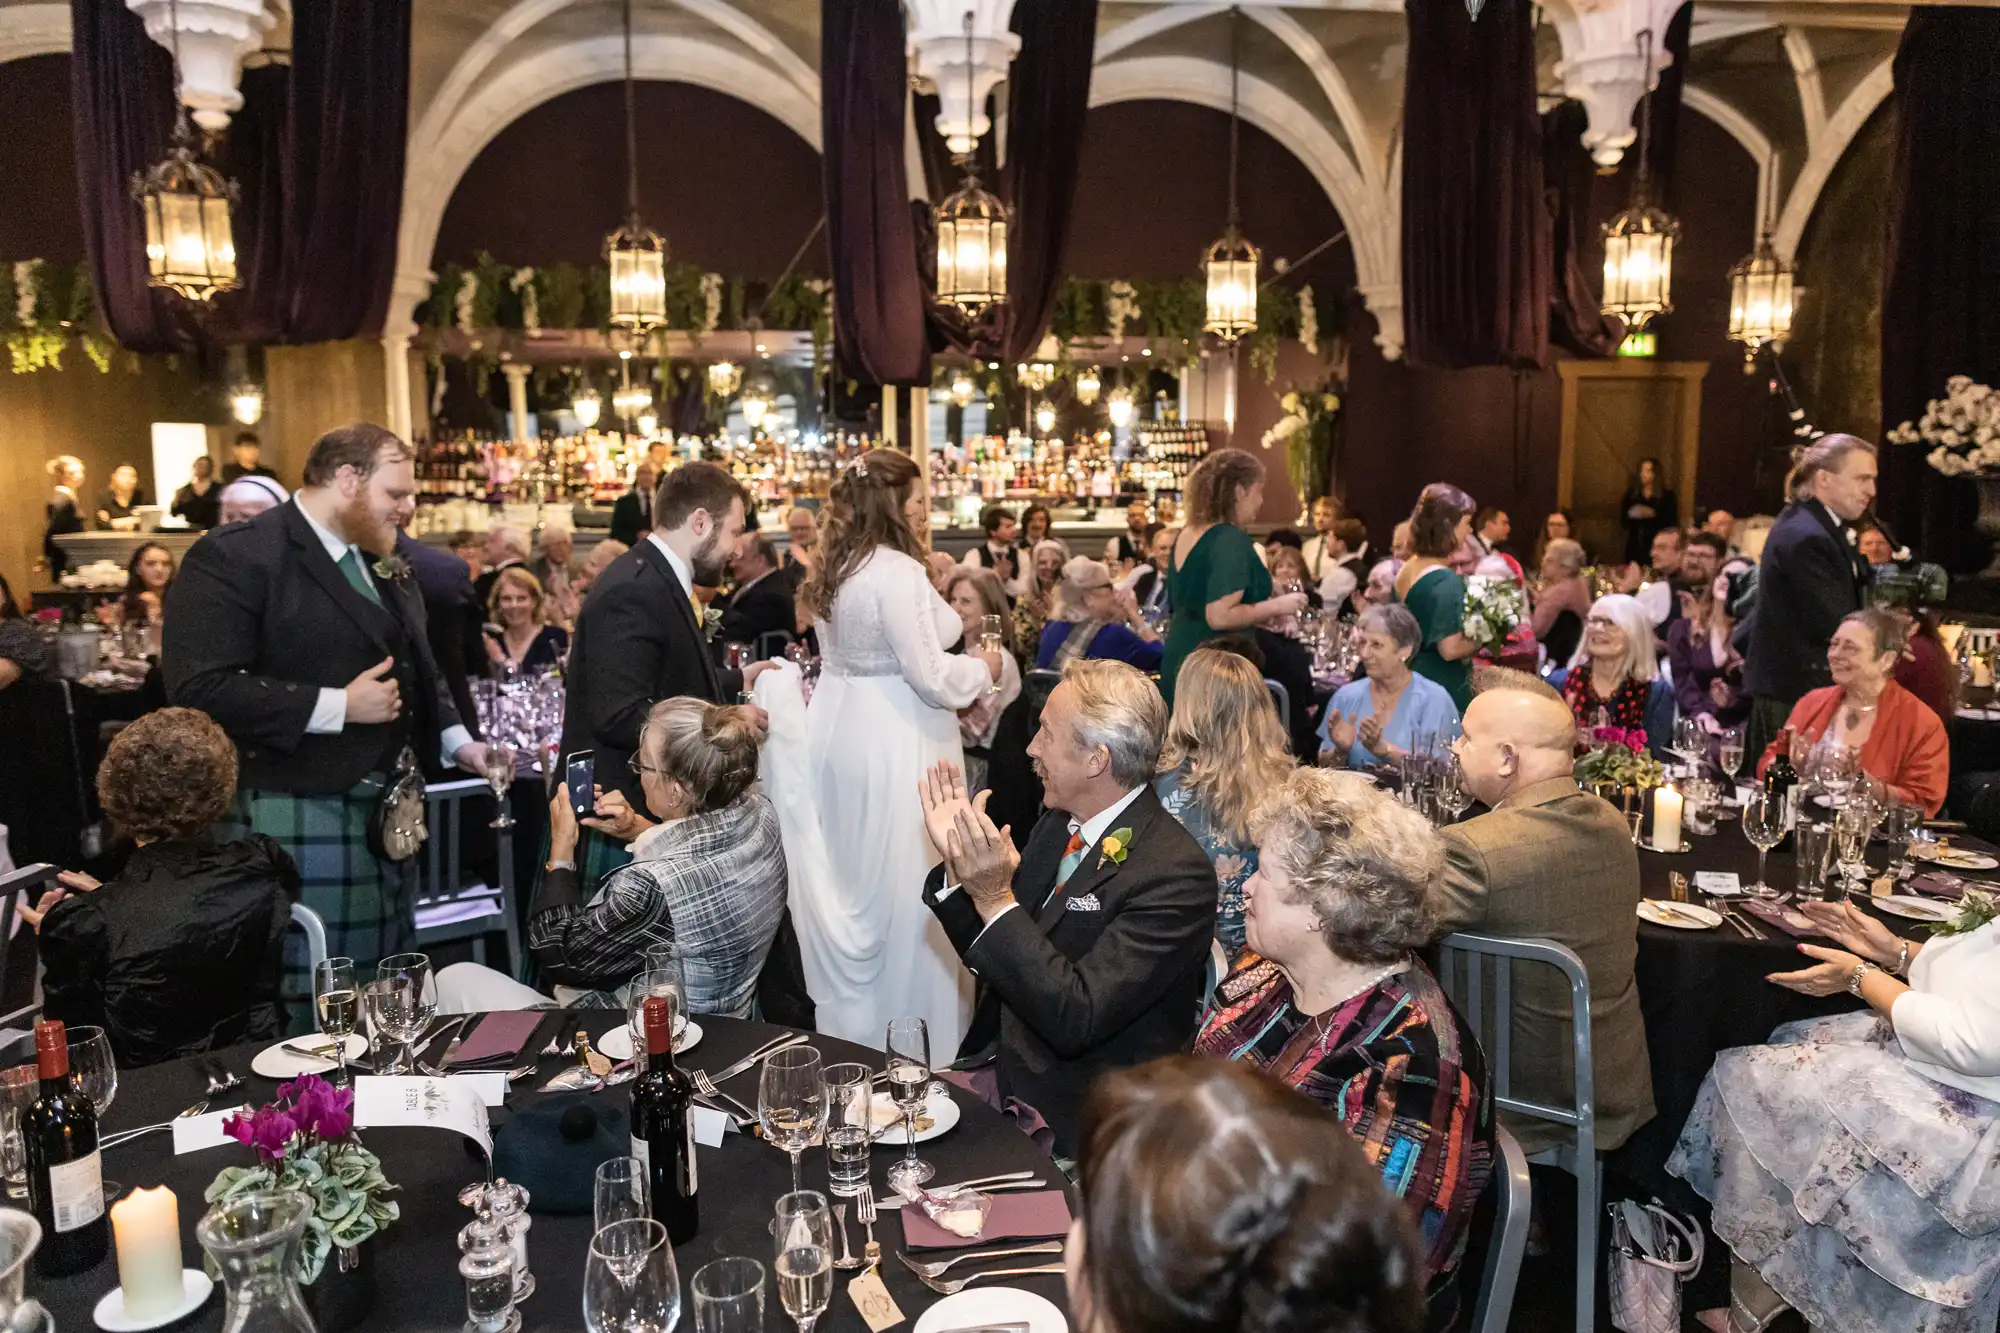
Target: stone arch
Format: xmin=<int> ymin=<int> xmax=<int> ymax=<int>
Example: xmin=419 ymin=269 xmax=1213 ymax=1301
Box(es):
xmin=0 ymin=4 xmax=69 ymax=64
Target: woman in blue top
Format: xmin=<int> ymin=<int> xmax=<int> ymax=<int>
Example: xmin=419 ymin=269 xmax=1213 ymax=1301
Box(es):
xmin=1036 ymin=557 xmax=1164 ymax=672
xmin=1318 ymin=604 xmax=1461 ymax=769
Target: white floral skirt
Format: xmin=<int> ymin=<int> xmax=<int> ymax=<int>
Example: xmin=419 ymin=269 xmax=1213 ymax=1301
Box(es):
xmin=1668 ymin=1013 xmax=2000 ymax=1333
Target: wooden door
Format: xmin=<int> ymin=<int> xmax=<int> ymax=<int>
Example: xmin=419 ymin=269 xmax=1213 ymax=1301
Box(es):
xmin=1557 ymin=359 xmax=1708 ymax=565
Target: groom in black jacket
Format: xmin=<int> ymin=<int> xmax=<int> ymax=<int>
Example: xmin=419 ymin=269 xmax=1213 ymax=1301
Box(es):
xmin=920 ymin=659 xmax=1218 ymax=1154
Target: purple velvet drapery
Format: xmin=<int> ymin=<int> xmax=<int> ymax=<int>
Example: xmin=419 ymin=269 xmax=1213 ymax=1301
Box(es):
xmin=1401 ymin=0 xmax=1551 ymax=370
xmin=821 ymin=0 xmax=931 ymax=387
xmin=1543 ymin=102 xmax=1621 ymax=358
xmin=1879 ymin=6 xmax=2000 ymax=569
xmin=69 ymin=0 xmax=410 ymax=352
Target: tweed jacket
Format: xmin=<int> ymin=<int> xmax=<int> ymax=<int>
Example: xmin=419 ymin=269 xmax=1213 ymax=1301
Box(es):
xmin=1431 ymin=776 xmax=1655 ymax=1156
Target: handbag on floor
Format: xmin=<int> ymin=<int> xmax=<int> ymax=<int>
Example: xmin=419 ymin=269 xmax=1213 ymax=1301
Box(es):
xmin=1608 ymin=1197 xmax=1705 ymax=1333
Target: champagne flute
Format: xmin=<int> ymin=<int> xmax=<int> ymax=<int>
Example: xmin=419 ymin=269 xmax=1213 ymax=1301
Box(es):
xmin=1834 ymin=804 xmax=1871 ymax=899
xmin=979 ymin=613 xmax=1005 ymax=693
xmin=313 ymin=956 xmax=359 ymax=1086
xmin=691 ymin=1257 xmax=765 ymax=1333
xmin=883 ymin=1017 xmax=933 ymax=1191
xmin=1742 ymin=792 xmax=1787 ymax=899
xmin=378 ymin=952 xmax=437 ymax=1075
xmin=583 ymin=1218 xmax=681 ymax=1333
xmin=593 ymin=1157 xmax=648 ymax=1232
xmin=758 ymin=1047 xmax=826 ymax=1196
xmin=485 ymin=742 xmax=518 ymax=829
xmin=1716 ymin=725 xmax=1745 ymax=783
xmin=772 ymin=1192 xmax=833 ymax=1333
xmin=1436 ymin=756 xmax=1474 ymax=824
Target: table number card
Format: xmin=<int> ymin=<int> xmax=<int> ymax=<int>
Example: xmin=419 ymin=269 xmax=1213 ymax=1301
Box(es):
xmin=353 ymin=1077 xmax=493 ymax=1155
xmin=171 ymin=1106 xmax=247 ymax=1155
xmin=1693 ymin=871 xmax=1742 ymax=896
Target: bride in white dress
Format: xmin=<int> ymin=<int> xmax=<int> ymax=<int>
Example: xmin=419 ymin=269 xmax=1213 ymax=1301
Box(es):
xmin=760 ymin=449 xmax=1000 ymax=1056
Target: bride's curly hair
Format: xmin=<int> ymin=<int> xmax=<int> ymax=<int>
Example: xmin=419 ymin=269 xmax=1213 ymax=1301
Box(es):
xmin=799 ymin=448 xmax=926 ymax=619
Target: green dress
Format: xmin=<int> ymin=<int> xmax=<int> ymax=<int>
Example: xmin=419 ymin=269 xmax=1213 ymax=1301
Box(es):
xmin=1401 ymin=564 xmax=1473 ymax=713
xmin=1163 ymin=523 xmax=1270 ymax=702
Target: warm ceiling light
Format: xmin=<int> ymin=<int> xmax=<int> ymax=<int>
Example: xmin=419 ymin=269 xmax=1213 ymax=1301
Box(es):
xmin=932 ymin=13 xmax=1008 ymax=316
xmin=134 ymin=123 xmax=237 ymax=302
xmin=605 ymin=0 xmax=667 ymax=332
xmin=1727 ymin=231 xmax=1794 ymax=366
xmin=1017 ymin=360 xmax=1054 ymax=393
xmin=613 ymin=379 xmax=652 ymax=421
xmin=636 ymin=411 xmax=658 ymax=437
xmin=1600 ymin=26 xmax=1678 ymax=335
xmin=571 ymin=384 xmax=602 ymax=428
xmin=1203 ymin=7 xmax=1258 ymax=342
xmin=950 ymin=371 xmax=976 ymax=407
xmin=708 ymin=362 xmax=743 ymax=397
xmin=1107 ymin=385 xmax=1135 ymax=429
xmin=740 ymin=369 xmax=776 ymax=430
xmin=228 ymin=383 xmax=263 ymax=425
xmin=1074 ymin=365 xmax=1101 ymax=406
xmin=1034 ymin=401 xmax=1056 ymax=434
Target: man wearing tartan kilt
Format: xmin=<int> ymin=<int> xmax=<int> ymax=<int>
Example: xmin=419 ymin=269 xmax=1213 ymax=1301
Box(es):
xmin=165 ymin=424 xmax=491 ymax=1017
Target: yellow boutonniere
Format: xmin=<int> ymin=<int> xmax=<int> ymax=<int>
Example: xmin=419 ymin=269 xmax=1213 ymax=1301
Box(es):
xmin=1098 ymin=827 xmax=1134 ymax=869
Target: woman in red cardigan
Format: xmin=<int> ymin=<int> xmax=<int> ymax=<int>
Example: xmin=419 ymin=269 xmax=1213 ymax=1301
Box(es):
xmin=1756 ymin=608 xmax=1950 ymax=815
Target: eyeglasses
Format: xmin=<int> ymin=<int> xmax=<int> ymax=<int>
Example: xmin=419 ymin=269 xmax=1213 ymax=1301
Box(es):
xmin=1585 ymin=615 xmax=1619 ymax=629
xmin=629 ymin=755 xmax=667 ymax=777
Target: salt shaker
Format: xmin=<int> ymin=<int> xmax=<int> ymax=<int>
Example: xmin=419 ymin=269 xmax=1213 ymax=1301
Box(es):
xmin=458 ymin=1205 xmax=519 ymax=1333
xmin=486 ymin=1178 xmax=535 ymax=1301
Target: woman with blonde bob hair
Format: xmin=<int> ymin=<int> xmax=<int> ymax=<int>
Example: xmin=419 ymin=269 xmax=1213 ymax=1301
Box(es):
xmin=484 ymin=565 xmax=569 ymax=676
xmin=1155 ymin=646 xmax=1294 ymax=954
xmin=1557 ymin=592 xmax=1671 ymax=754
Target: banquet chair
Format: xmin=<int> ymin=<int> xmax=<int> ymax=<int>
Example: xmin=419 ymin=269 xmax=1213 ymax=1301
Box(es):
xmin=1434 ymin=932 xmax=1598 ymax=1333
xmin=288 ymin=902 xmax=329 ymax=970
xmin=0 ymin=863 xmax=47 ymax=1031
xmin=755 ymin=629 xmax=795 ymax=661
xmin=1023 ymin=669 xmax=1062 ymax=734
xmin=1465 ymin=1123 xmax=1532 ymax=1333
xmin=412 ymin=778 xmax=522 ymax=977
xmin=1263 ymin=679 xmax=1290 ymax=733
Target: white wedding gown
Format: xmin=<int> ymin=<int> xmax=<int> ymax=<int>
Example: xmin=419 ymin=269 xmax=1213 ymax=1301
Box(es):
xmin=754 ymin=547 xmax=990 ymax=1056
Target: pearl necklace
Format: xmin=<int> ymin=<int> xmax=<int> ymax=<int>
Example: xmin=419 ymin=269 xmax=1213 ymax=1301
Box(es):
xmin=1300 ymin=960 xmax=1409 ymax=1044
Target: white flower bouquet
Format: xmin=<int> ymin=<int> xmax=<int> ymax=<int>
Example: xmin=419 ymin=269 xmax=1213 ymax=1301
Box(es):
xmin=1462 ymin=575 xmax=1526 ymax=653
xmin=1887 ymin=376 xmax=2000 ymax=477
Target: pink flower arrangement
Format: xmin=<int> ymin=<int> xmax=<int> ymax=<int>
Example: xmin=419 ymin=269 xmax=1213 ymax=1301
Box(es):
xmin=1591 ymin=725 xmax=1649 ymax=754
xmin=223 ymin=1075 xmax=355 ymax=1162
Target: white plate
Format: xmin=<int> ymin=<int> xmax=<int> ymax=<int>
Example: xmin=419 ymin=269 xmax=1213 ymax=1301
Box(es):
xmin=1638 ymin=900 xmax=1722 ymax=930
xmin=870 ymin=1087 xmax=960 ymax=1145
xmin=1933 ymin=849 xmax=1999 ymax=871
xmin=94 ymin=1269 xmax=214 ymax=1331
xmin=250 ymin=1034 xmax=368 ymax=1080
xmin=1872 ymin=895 xmax=1959 ymax=922
xmin=914 ymin=1288 xmax=1067 ymax=1333
xmin=595 ymin=1020 xmax=702 ymax=1063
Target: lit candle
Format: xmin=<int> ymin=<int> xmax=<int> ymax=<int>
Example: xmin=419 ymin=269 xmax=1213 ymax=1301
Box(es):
xmin=1652 ymin=784 xmax=1684 ymax=853
xmin=111 ymin=1185 xmax=184 ymax=1318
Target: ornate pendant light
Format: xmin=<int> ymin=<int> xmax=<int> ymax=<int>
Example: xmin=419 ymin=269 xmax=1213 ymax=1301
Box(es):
xmin=636 ymin=411 xmax=659 ymax=437
xmin=739 ymin=376 xmax=776 ymax=430
xmin=1016 ymin=359 xmax=1053 ymax=393
xmin=228 ymin=383 xmax=263 ymax=425
xmin=1204 ymin=8 xmax=1258 ymax=342
xmin=934 ymin=13 xmax=1008 ymax=315
xmin=1107 ymin=383 xmax=1136 ymax=429
xmin=1034 ymin=400 xmax=1056 ymax=434
xmin=949 ymin=370 xmax=976 ymax=408
xmin=707 ymin=361 xmax=743 ymax=397
xmin=571 ymin=383 xmax=602 ymax=428
xmin=1074 ymin=365 xmax=1101 ymax=406
xmin=613 ymin=352 xmax=652 ymax=421
xmin=132 ymin=0 xmax=237 ymax=302
xmin=1727 ymin=175 xmax=1794 ymax=367
xmin=605 ymin=0 xmax=667 ymax=332
xmin=1600 ymin=28 xmax=1679 ymax=334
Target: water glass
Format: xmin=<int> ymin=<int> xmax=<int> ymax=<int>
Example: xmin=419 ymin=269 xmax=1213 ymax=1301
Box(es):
xmin=583 ymin=1218 xmax=681 ymax=1333
xmin=1742 ymin=792 xmax=1787 ymax=898
xmin=1682 ymin=778 xmax=1718 ymax=836
xmin=772 ymin=1193 xmax=833 ymax=1333
xmin=691 ymin=1257 xmax=765 ymax=1333
xmin=820 ymin=1063 xmax=872 ymax=1198
xmin=1882 ymin=802 xmax=1922 ymax=877
xmin=0 ymin=1066 xmax=35 ymax=1199
xmin=627 ymin=966 xmax=685 ymax=1051
xmin=313 ymin=956 xmax=359 ymax=1086
xmin=593 ymin=1158 xmax=648 ymax=1233
xmin=377 ymin=952 xmax=438 ymax=1074
xmin=1795 ymin=821 xmax=1834 ymax=900
xmin=758 ymin=1047 xmax=826 ymax=1197
xmin=884 ymin=1017 xmax=934 ymax=1191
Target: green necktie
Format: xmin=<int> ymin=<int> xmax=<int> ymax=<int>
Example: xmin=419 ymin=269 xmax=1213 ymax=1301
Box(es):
xmin=338 ymin=547 xmax=383 ymax=607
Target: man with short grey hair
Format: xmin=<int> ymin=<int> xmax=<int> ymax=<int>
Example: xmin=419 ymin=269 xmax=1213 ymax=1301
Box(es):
xmin=917 ymin=658 xmax=1218 ymax=1153
xmin=477 ymin=524 xmax=531 ymax=607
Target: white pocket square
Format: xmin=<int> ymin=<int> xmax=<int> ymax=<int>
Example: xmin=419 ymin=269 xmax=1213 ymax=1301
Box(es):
xmin=1065 ymin=893 xmax=1102 ymax=912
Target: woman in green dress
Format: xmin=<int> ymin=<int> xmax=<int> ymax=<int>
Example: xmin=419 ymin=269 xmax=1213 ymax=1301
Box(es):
xmin=1161 ymin=449 xmax=1308 ymax=702
xmin=1395 ymin=482 xmax=1479 ymax=714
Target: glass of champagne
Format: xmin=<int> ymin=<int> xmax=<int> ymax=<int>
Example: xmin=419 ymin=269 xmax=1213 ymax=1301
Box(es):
xmin=758 ymin=1047 xmax=826 ymax=1196
xmin=485 ymin=742 xmax=518 ymax=829
xmin=1435 ymin=756 xmax=1474 ymax=824
xmin=582 ymin=1218 xmax=681 ymax=1333
xmin=593 ymin=1157 xmax=648 ymax=1232
xmin=1716 ymin=725 xmax=1746 ymax=783
xmin=884 ymin=1017 xmax=933 ymax=1192
xmin=378 ymin=952 xmax=437 ymax=1075
xmin=312 ymin=956 xmax=359 ymax=1086
xmin=1835 ymin=803 xmax=1872 ymax=899
xmin=691 ymin=1257 xmax=765 ymax=1333
xmin=979 ymin=614 xmax=1005 ymax=693
xmin=773 ymin=1192 xmax=833 ymax=1333
xmin=820 ymin=1063 xmax=872 ymax=1199
xmin=1742 ymin=792 xmax=1788 ymax=899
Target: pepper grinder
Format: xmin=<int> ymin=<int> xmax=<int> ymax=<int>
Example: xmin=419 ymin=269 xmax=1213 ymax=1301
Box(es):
xmin=458 ymin=1204 xmax=519 ymax=1333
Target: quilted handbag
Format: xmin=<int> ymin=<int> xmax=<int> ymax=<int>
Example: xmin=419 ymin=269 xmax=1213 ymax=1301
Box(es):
xmin=1607 ymin=1198 xmax=1704 ymax=1333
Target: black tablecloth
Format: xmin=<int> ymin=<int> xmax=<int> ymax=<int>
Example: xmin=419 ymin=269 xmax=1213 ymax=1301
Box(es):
xmin=31 ymin=1013 xmax=1072 ymax=1332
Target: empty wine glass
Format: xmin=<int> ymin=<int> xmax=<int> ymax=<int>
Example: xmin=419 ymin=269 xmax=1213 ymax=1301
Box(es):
xmin=66 ymin=1025 xmax=117 ymax=1118
xmin=772 ymin=1193 xmax=833 ymax=1333
xmin=0 ymin=1066 xmax=35 ymax=1199
xmin=1670 ymin=716 xmax=1706 ymax=778
xmin=593 ymin=1157 xmax=648 ymax=1233
xmin=583 ymin=1218 xmax=681 ymax=1333
xmin=1742 ymin=791 xmax=1788 ymax=899
xmin=626 ymin=966 xmax=684 ymax=1054
xmin=691 ymin=1257 xmax=765 ymax=1333
xmin=486 ymin=742 xmax=517 ymax=829
xmin=313 ymin=956 xmax=359 ymax=1086
xmin=1435 ymin=757 xmax=1474 ymax=824
xmin=758 ymin=1047 xmax=826 ymax=1196
xmin=884 ymin=1017 xmax=933 ymax=1192
xmin=377 ymin=952 xmax=437 ymax=1074
xmin=1808 ymin=740 xmax=1859 ymax=810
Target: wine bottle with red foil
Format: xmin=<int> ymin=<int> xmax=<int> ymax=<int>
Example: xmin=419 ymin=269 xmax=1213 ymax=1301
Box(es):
xmin=25 ymin=1019 xmax=107 ymax=1275
xmin=628 ymin=995 xmax=698 ymax=1244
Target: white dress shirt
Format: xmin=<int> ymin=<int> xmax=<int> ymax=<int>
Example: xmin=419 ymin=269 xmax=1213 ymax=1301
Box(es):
xmin=296 ymin=500 xmax=472 ymax=767
xmin=648 ymin=531 xmax=696 ymax=598
xmin=942 ymin=785 xmax=1147 ymax=947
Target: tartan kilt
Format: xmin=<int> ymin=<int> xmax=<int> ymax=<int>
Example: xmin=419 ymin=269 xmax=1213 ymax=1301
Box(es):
xmin=578 ymin=824 xmax=636 ymax=895
xmin=223 ymin=780 xmax=417 ymax=1021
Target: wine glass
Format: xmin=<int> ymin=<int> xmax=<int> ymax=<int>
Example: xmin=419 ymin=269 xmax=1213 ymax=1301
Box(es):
xmin=1716 ymin=725 xmax=1746 ymax=782
xmin=1435 ymin=757 xmax=1474 ymax=824
xmin=978 ymin=614 xmax=1005 ymax=693
xmin=583 ymin=1218 xmax=681 ymax=1333
xmin=485 ymin=742 xmax=518 ymax=829
xmin=377 ymin=952 xmax=437 ymax=1075
xmin=758 ymin=1047 xmax=826 ymax=1196
xmin=1742 ymin=792 xmax=1788 ymax=899
xmin=1670 ymin=716 xmax=1706 ymax=779
xmin=626 ymin=966 xmax=684 ymax=1055
xmin=691 ymin=1257 xmax=765 ymax=1333
xmin=593 ymin=1157 xmax=648 ymax=1232
xmin=0 ymin=1066 xmax=35 ymax=1199
xmin=1834 ymin=802 xmax=1872 ymax=899
xmin=883 ymin=1017 xmax=933 ymax=1192
xmin=312 ymin=956 xmax=359 ymax=1087
xmin=772 ymin=1192 xmax=833 ymax=1333
xmin=1808 ymin=740 xmax=1859 ymax=810
xmin=66 ymin=1025 xmax=120 ymax=1196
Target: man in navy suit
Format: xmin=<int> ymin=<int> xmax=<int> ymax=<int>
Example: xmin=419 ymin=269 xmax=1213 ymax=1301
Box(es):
xmin=398 ymin=527 xmax=487 ymax=758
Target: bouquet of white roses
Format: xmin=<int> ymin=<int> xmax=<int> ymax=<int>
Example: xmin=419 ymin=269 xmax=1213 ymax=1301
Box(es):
xmin=1887 ymin=376 xmax=2000 ymax=477
xmin=1462 ymin=575 xmax=1526 ymax=653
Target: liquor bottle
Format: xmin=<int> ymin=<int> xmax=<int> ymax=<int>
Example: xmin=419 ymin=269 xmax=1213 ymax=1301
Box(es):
xmin=24 ymin=1019 xmax=107 ymax=1276
xmin=1763 ymin=729 xmax=1799 ymax=834
xmin=628 ymin=996 xmax=698 ymax=1244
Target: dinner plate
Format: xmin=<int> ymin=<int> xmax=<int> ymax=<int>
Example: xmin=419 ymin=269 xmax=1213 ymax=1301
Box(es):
xmin=1932 ymin=848 xmax=1999 ymax=871
xmin=870 ymin=1087 xmax=960 ymax=1145
xmin=1872 ymin=895 xmax=1959 ymax=922
xmin=914 ymin=1288 xmax=1067 ymax=1333
xmin=594 ymin=1019 xmax=701 ymax=1063
xmin=1637 ymin=900 xmax=1721 ymax=930
xmin=250 ymin=1033 xmax=368 ymax=1080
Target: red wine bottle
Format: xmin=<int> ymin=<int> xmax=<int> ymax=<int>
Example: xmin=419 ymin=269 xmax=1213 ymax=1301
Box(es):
xmin=629 ymin=996 xmax=699 ymax=1244
xmin=25 ymin=1019 xmax=107 ymax=1276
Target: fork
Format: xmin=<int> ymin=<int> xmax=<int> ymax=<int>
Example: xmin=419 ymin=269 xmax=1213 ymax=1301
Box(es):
xmin=855 ymin=1183 xmax=881 ymax=1271
xmin=898 ymin=1241 xmax=1064 ymax=1280
xmin=102 ymin=1098 xmax=210 ymax=1149
xmin=690 ymin=1069 xmax=756 ymax=1121
xmin=702 ymin=1033 xmax=810 ymax=1085
xmin=833 ymin=1203 xmax=864 ymax=1271
xmin=204 ymin=1056 xmax=241 ymax=1093
xmin=914 ymin=1262 xmax=1068 ymax=1297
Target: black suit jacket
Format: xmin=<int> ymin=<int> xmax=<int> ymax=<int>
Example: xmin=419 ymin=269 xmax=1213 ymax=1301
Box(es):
xmin=163 ymin=502 xmax=462 ymax=794
xmin=716 ymin=573 xmax=796 ymax=654
xmin=559 ymin=539 xmax=741 ymax=808
xmin=923 ymin=788 xmax=1217 ymax=1152
xmin=1743 ymin=500 xmax=1868 ymax=704
xmin=400 ymin=532 xmax=485 ymax=747
xmin=608 ymin=491 xmax=650 ymax=548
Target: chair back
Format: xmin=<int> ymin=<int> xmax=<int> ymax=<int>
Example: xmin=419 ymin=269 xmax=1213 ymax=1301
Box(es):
xmin=1263 ymin=678 xmax=1290 ymax=732
xmin=755 ymin=629 xmax=795 ymax=661
xmin=288 ymin=902 xmax=330 ymax=970
xmin=1023 ymin=669 xmax=1062 ymax=735
xmin=412 ymin=779 xmax=523 ymax=976
xmin=1465 ymin=1122 xmax=1532 ymax=1333
xmin=0 ymin=865 xmax=47 ymax=1028
xmin=1201 ymin=937 xmax=1228 ymax=1020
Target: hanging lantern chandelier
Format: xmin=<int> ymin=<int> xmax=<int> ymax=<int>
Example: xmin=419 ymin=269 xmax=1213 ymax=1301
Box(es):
xmin=228 ymin=382 xmax=263 ymax=425
xmin=950 ymin=371 xmax=976 ymax=408
xmin=1727 ymin=177 xmax=1794 ymax=367
xmin=571 ymin=383 xmax=602 ymax=429
xmin=1016 ymin=359 xmax=1054 ymax=393
xmin=1034 ymin=400 xmax=1057 ymax=434
xmin=636 ymin=411 xmax=659 ymax=438
xmin=605 ymin=0 xmax=667 ymax=332
xmin=707 ymin=361 xmax=743 ymax=397
xmin=132 ymin=0 xmax=238 ymax=302
xmin=1107 ymin=383 xmax=1136 ymax=429
xmin=1074 ymin=365 xmax=1102 ymax=406
xmin=613 ymin=353 xmax=652 ymax=421
xmin=740 ymin=377 xmax=776 ymax=430
xmin=1203 ymin=8 xmax=1259 ymax=342
xmin=1601 ymin=28 xmax=1679 ymax=335
xmin=934 ymin=13 xmax=1008 ymax=315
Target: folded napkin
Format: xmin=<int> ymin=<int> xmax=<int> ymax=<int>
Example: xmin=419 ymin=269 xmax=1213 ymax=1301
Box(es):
xmin=444 ymin=1012 xmax=546 ymax=1070
xmin=1737 ymin=899 xmax=1820 ymax=937
xmin=899 ymin=1190 xmax=1072 ymax=1251
xmin=1910 ymin=871 xmax=1969 ymax=901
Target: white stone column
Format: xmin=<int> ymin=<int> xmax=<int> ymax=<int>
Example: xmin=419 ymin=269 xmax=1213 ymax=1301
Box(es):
xmin=502 ymin=364 xmax=533 ymax=444
xmin=381 ymin=270 xmax=433 ymax=443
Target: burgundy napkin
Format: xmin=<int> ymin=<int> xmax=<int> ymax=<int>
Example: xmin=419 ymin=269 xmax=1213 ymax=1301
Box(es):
xmin=445 ymin=1012 xmax=543 ymax=1069
xmin=1738 ymin=899 xmax=1819 ymax=937
xmin=898 ymin=1190 xmax=1072 ymax=1251
xmin=1910 ymin=872 xmax=1969 ymax=901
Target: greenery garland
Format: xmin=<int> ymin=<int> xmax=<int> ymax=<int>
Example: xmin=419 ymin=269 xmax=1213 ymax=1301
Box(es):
xmin=0 ymin=258 xmax=117 ymax=375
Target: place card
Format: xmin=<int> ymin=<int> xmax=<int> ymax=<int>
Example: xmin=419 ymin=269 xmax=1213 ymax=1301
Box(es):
xmin=693 ymin=1106 xmax=729 ymax=1148
xmin=1693 ymin=871 xmax=1742 ymax=895
xmin=171 ymin=1106 xmax=247 ymax=1155
xmin=847 ymin=1267 xmax=904 ymax=1331
xmin=353 ymin=1077 xmax=493 ymax=1155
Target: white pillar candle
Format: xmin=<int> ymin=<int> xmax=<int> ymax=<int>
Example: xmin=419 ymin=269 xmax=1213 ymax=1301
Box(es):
xmin=1653 ymin=785 xmax=1684 ymax=853
xmin=111 ymin=1185 xmax=184 ymax=1318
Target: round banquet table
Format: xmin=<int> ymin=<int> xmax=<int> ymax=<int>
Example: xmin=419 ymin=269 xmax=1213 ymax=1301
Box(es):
xmin=30 ymin=1012 xmax=1074 ymax=1333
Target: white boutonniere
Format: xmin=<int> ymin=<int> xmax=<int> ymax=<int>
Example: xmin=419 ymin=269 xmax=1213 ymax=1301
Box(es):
xmin=372 ymin=553 xmax=413 ymax=584
xmin=702 ymin=606 xmax=722 ymax=641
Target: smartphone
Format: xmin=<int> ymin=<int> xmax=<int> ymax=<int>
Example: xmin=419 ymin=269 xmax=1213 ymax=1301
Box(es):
xmin=564 ymin=751 xmax=595 ymax=818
